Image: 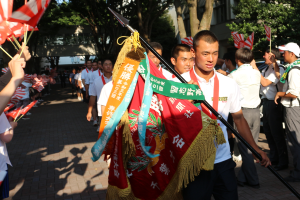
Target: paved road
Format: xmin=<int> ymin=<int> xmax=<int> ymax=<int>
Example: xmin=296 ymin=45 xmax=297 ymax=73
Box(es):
xmin=5 ymin=84 xmax=300 ymax=200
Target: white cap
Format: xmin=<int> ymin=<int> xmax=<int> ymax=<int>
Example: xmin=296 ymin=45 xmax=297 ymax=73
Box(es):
xmin=279 ymin=42 xmax=300 ymax=57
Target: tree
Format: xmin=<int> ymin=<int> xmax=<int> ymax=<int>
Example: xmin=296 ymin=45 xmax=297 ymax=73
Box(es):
xmin=226 ymin=0 xmax=300 ymax=56
xmin=174 ymin=0 xmax=214 ymax=38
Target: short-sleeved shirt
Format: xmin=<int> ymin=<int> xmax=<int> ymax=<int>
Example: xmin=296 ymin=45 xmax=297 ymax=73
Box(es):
xmin=260 ymin=63 xmax=285 ymax=100
xmin=228 ymin=64 xmax=261 ymax=108
xmin=77 ymin=73 xmax=85 ymax=91
xmin=89 ymin=70 xmax=103 ymax=94
xmin=0 ymin=112 xmax=12 ymax=170
xmin=281 ymin=64 xmax=300 ymax=107
xmin=98 ymin=81 xmax=113 ymax=116
xmin=90 ymin=76 xmax=113 ymax=116
xmin=21 ymin=81 xmax=32 ymax=100
xmin=74 ymin=73 xmax=79 ymax=81
xmin=174 ymin=67 xmax=243 ymax=164
xmin=69 ymin=73 xmax=75 ymax=84
xmin=81 ymin=69 xmax=93 ymax=85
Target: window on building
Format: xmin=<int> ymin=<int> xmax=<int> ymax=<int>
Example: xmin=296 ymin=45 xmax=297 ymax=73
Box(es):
xmin=214 ymin=0 xmax=227 ymax=24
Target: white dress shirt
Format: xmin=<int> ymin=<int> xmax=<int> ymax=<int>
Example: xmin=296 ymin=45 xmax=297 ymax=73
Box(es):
xmin=260 ymin=63 xmax=285 ymax=100
xmin=175 ymin=67 xmax=243 ymax=164
xmin=228 ymin=64 xmax=261 ymax=108
xmin=281 ymin=65 xmax=300 ymax=107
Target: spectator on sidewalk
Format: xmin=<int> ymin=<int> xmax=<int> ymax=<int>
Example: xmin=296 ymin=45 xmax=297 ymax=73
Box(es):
xmin=252 ymin=48 xmax=288 ymax=170
xmin=228 ymin=47 xmax=261 ymax=189
xmin=275 ymin=42 xmax=300 ymax=182
xmin=69 ymin=68 xmax=76 ymax=96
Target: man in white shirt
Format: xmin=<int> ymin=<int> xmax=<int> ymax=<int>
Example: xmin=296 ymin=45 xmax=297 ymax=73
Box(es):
xmin=170 ymin=44 xmax=194 ymax=78
xmin=252 ymin=48 xmax=288 ymax=171
xmin=275 ymin=42 xmax=300 ymax=182
xmin=175 ymin=31 xmax=270 ymax=199
xmin=228 ymin=48 xmax=261 ymax=188
xmin=87 ymin=59 xmax=113 ymax=128
xmin=147 ymin=42 xmax=173 ymax=80
xmin=81 ymin=60 xmax=93 ymax=103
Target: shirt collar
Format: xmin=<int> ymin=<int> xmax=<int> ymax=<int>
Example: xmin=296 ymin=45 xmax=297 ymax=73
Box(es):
xmin=238 ymin=64 xmax=252 ymax=69
xmin=193 ymin=66 xmax=216 ymax=85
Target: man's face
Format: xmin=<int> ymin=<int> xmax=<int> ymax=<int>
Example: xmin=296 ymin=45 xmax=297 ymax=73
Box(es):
xmin=98 ymin=61 xmax=102 ymax=70
xmin=103 ymin=60 xmax=113 ymax=73
xmin=283 ymin=51 xmax=293 ymax=63
xmin=263 ymin=52 xmax=272 ymax=65
xmin=171 ymin=51 xmax=193 ymax=74
xmin=86 ymin=61 xmax=92 ymax=69
xmin=72 ymin=69 xmax=76 ymax=73
xmin=92 ymin=62 xmax=98 ymax=71
xmin=193 ymin=40 xmax=218 ymax=72
xmin=148 ymin=49 xmax=162 ymax=68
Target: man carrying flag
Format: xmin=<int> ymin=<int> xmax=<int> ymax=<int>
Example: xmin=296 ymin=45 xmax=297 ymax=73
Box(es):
xmin=275 ymin=42 xmax=300 ymax=182
xmin=174 ymin=30 xmax=270 ymax=199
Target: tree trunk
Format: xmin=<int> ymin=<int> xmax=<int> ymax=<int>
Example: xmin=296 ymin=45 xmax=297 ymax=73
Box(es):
xmin=187 ymin=0 xmax=200 ymax=37
xmin=199 ymin=0 xmax=214 ymax=31
xmin=174 ymin=0 xmax=187 ymax=39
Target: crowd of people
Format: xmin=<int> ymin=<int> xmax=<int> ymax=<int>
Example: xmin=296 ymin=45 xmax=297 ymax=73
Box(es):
xmin=1 ymin=30 xmax=300 ymax=199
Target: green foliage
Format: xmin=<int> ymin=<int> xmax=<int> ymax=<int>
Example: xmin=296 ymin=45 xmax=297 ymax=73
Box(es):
xmin=151 ymin=14 xmax=177 ymax=61
xmin=226 ymin=0 xmax=300 ymax=56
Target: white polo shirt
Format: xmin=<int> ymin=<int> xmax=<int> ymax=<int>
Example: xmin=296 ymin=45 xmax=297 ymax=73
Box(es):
xmin=77 ymin=72 xmax=85 ymax=91
xmin=281 ymin=65 xmax=300 ymax=107
xmin=89 ymin=70 xmax=102 ymax=94
xmin=81 ymin=68 xmax=93 ymax=85
xmin=0 ymin=113 xmax=12 ymax=171
xmin=175 ymin=67 xmax=243 ymax=164
xmin=98 ymin=81 xmax=113 ymax=116
xmin=260 ymin=63 xmax=285 ymax=100
xmin=228 ymin=64 xmax=261 ymax=108
xmin=90 ymin=76 xmax=112 ymax=116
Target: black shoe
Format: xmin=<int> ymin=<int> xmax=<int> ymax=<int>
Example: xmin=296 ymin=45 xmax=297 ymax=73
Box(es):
xmin=274 ymin=164 xmax=288 ymax=171
xmin=283 ymin=176 xmax=300 ymax=182
xmin=244 ymin=182 xmax=260 ymax=189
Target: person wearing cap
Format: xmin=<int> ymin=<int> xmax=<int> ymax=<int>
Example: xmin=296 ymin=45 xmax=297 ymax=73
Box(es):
xmin=275 ymin=42 xmax=300 ymax=182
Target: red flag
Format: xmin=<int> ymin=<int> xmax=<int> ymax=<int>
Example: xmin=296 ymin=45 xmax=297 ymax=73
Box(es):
xmin=19 ymin=100 xmax=38 ymax=116
xmin=244 ymin=32 xmax=254 ymax=50
xmin=231 ymin=31 xmax=245 ymax=48
xmin=5 ymin=106 xmax=22 ymax=120
xmin=264 ymin=25 xmax=271 ymax=41
xmin=10 ymin=87 xmax=26 ymax=104
xmin=8 ymin=0 xmax=51 ymax=27
xmin=1 ymin=67 xmax=8 ymax=73
xmin=4 ymin=104 xmax=14 ymax=113
xmin=181 ymin=36 xmax=193 ymax=48
xmin=8 ymin=22 xmax=24 ymax=38
xmin=0 ymin=21 xmax=9 ymax=44
xmin=0 ymin=0 xmax=13 ymax=22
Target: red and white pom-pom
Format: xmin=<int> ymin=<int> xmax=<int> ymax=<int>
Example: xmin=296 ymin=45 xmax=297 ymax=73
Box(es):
xmin=1 ymin=67 xmax=9 ymax=73
xmin=10 ymin=87 xmax=26 ymax=104
xmin=181 ymin=37 xmax=193 ymax=48
xmin=244 ymin=32 xmax=254 ymax=50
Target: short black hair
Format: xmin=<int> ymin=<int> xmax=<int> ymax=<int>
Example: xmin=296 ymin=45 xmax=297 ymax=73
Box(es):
xmin=265 ymin=48 xmax=281 ymax=60
xmin=86 ymin=60 xmax=92 ymax=64
xmin=235 ymin=47 xmax=254 ymax=64
xmin=102 ymin=58 xmax=114 ymax=66
xmin=223 ymin=51 xmax=236 ymax=67
xmin=171 ymin=44 xmax=191 ymax=60
xmin=193 ymin=30 xmax=218 ymax=50
xmin=147 ymin=42 xmax=163 ymax=53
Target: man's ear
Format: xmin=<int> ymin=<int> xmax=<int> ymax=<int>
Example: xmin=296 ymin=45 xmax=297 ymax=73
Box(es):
xmin=170 ymin=57 xmax=176 ymax=66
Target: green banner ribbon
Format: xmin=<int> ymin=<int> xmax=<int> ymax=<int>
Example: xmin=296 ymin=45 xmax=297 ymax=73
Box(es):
xmin=137 ymin=59 xmax=205 ymax=100
xmin=280 ymin=59 xmax=300 ymax=83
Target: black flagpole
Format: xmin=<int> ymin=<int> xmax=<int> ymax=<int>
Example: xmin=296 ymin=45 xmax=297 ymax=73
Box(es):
xmin=108 ymin=8 xmax=300 ymax=199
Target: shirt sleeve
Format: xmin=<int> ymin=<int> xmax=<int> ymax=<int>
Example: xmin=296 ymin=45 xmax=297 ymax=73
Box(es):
xmin=265 ymin=66 xmax=279 ymax=85
xmin=89 ymin=82 xmax=97 ymax=96
xmin=229 ymin=80 xmax=243 ymax=113
xmin=81 ymin=71 xmax=86 ymax=80
xmin=0 ymin=113 xmax=11 ymax=133
xmin=286 ymin=69 xmax=300 ymax=97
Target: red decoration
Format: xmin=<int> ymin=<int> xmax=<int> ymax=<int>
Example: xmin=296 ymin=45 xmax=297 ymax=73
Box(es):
xmin=264 ymin=25 xmax=271 ymax=41
xmin=244 ymin=32 xmax=254 ymax=50
xmin=181 ymin=36 xmax=193 ymax=48
xmin=0 ymin=0 xmax=13 ymax=22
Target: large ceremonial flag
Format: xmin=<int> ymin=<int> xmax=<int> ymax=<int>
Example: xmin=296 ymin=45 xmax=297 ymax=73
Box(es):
xmin=90 ymin=34 xmax=225 ymax=200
